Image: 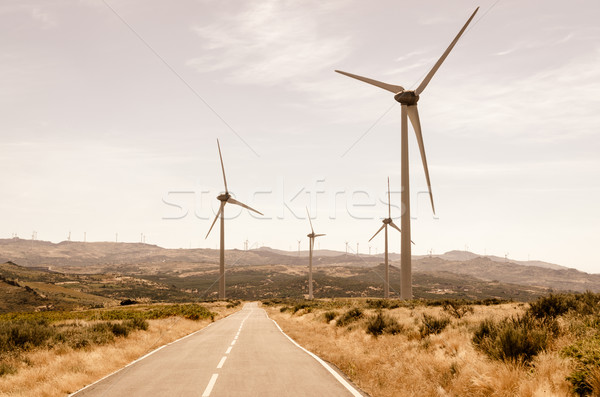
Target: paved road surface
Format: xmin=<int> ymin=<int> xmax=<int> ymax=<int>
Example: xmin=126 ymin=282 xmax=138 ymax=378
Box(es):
xmin=72 ymin=302 xmax=363 ymax=396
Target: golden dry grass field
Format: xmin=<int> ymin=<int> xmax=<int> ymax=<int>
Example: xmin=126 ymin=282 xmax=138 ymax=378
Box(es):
xmin=265 ymin=296 xmax=600 ymax=397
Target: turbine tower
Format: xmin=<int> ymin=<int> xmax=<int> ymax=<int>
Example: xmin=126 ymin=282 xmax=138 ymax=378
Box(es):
xmin=306 ymin=208 xmax=325 ymax=300
xmin=336 ymin=8 xmax=478 ymax=299
xmin=369 ymin=178 xmax=413 ymax=298
xmin=206 ymin=139 xmax=263 ymax=299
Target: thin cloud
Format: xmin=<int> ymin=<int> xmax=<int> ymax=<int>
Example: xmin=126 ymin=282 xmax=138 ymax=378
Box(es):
xmin=186 ymin=1 xmax=352 ymax=87
xmin=31 ymin=7 xmax=57 ymax=29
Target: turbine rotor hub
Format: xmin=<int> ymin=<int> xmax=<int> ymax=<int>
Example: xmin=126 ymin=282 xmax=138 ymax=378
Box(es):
xmin=383 ymin=218 xmax=392 ymax=224
xmin=307 ymin=233 xmax=314 ymax=238
xmin=394 ymin=90 xmax=419 ymax=106
xmin=217 ymin=193 xmax=230 ymax=202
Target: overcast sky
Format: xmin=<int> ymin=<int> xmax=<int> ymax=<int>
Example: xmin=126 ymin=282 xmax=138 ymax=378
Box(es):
xmin=1 ymin=0 xmax=599 ymax=273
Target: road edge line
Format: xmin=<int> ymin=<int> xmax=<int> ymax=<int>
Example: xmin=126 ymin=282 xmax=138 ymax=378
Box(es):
xmin=268 ymin=314 xmax=366 ymax=397
xmin=67 ymin=312 xmax=230 ymax=396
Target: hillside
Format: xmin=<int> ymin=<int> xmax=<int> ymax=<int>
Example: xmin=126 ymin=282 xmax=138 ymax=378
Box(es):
xmin=0 ymin=238 xmax=598 ymax=296
xmin=0 ymin=261 xmax=198 ymax=312
xmin=413 ymin=256 xmax=600 ymax=293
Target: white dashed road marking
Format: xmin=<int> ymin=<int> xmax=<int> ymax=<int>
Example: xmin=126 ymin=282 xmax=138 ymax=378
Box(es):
xmin=200 ymin=309 xmax=252 ymax=396
xmin=202 ymin=374 xmax=218 ymax=397
xmin=216 ymin=356 xmax=227 ymax=369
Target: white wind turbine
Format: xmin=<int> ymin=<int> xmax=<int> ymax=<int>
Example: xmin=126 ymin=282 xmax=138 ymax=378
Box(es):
xmin=206 ymin=139 xmax=263 ymax=299
xmin=336 ymin=8 xmax=479 ymax=299
xmin=369 ymin=177 xmax=414 ymax=299
xmin=306 ymin=207 xmax=325 ymax=300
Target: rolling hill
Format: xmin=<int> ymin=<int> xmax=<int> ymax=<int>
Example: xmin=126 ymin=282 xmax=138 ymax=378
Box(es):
xmin=0 ymin=238 xmax=598 ymax=307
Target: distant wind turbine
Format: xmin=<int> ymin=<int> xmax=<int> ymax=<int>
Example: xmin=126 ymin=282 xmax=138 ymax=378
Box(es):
xmin=206 ymin=139 xmax=263 ymax=299
xmin=336 ymin=7 xmax=479 ymax=299
xmin=306 ymin=208 xmax=325 ymax=300
xmin=369 ymin=178 xmax=414 ymax=299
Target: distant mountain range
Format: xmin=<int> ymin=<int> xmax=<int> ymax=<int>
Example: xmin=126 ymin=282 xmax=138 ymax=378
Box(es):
xmin=0 ymin=238 xmax=598 ymax=295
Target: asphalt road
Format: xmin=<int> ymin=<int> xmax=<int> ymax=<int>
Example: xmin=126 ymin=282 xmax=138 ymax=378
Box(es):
xmin=71 ymin=302 xmax=364 ymax=397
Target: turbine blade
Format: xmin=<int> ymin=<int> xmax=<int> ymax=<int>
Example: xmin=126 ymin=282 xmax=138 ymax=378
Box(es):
xmin=387 ymin=176 xmax=391 ymax=219
xmin=389 ymin=221 xmax=402 ymax=234
xmin=369 ymin=224 xmax=385 ymax=242
xmin=390 ymin=222 xmax=415 ymax=245
xmin=406 ymin=105 xmax=435 ymax=214
xmin=335 ymin=70 xmax=404 ymax=94
xmin=306 ymin=207 xmax=314 ymax=234
xmin=415 ymin=7 xmax=479 ymax=95
xmin=216 ymin=139 xmax=228 ymax=193
xmin=205 ymin=201 xmax=225 ymax=239
xmin=227 ymin=197 xmax=263 ymax=216
xmin=315 ymin=234 xmax=326 ymax=237
xmin=390 ymin=221 xmax=416 ymax=244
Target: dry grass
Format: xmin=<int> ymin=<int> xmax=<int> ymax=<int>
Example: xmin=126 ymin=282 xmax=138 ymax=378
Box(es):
xmin=267 ymin=303 xmax=575 ymax=397
xmin=0 ymin=302 xmax=240 ymax=397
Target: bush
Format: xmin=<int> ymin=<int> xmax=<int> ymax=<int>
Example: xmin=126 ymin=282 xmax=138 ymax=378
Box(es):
xmin=528 ymin=294 xmax=577 ymax=320
xmin=419 ymin=314 xmax=450 ymax=337
xmin=0 ymin=319 xmax=54 ymax=352
xmin=292 ymin=303 xmax=312 ymax=314
xmin=336 ymin=307 xmax=363 ymax=327
xmin=366 ymin=299 xmax=400 ymax=310
xmin=442 ymin=300 xmax=474 ymax=319
xmin=226 ymin=300 xmax=241 ymax=309
xmin=0 ymin=362 xmax=16 ymax=377
xmin=109 ymin=322 xmax=130 ymax=337
xmin=128 ymin=317 xmax=149 ymax=331
xmin=366 ymin=312 xmax=404 ymax=337
xmin=323 ymin=311 xmax=337 ymax=323
xmin=562 ymin=334 xmax=600 ymax=396
xmin=473 ymin=315 xmax=550 ymax=363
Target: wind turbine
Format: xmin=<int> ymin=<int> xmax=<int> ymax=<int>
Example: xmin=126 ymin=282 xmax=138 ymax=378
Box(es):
xmin=336 ymin=8 xmax=479 ymax=299
xmin=306 ymin=208 xmax=325 ymax=300
xmin=206 ymin=139 xmax=263 ymax=299
xmin=369 ymin=178 xmax=413 ymax=299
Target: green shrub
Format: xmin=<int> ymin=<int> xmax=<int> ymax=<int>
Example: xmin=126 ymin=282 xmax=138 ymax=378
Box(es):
xmin=279 ymin=306 xmax=289 ymax=313
xmin=366 ymin=299 xmax=400 ymax=310
xmin=473 ymin=315 xmax=550 ymax=363
xmin=0 ymin=362 xmax=16 ymax=377
xmin=109 ymin=322 xmax=130 ymax=337
xmin=292 ymin=303 xmax=311 ymax=314
xmin=528 ymin=294 xmax=577 ymax=320
xmin=366 ymin=312 xmax=404 ymax=337
xmin=0 ymin=319 xmax=54 ymax=352
xmin=226 ymin=300 xmax=241 ymax=309
xmin=128 ymin=317 xmax=149 ymax=331
xmin=442 ymin=300 xmax=474 ymax=319
xmin=562 ymin=334 xmax=600 ymax=396
xmin=419 ymin=314 xmax=450 ymax=337
xmin=323 ymin=311 xmax=337 ymax=323
xmin=336 ymin=307 xmax=363 ymax=327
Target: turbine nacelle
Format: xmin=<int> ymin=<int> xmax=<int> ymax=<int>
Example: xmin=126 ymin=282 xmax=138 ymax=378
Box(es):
xmin=394 ymin=91 xmax=419 ymax=106
xmin=382 ymin=218 xmax=393 ymax=225
xmin=217 ymin=193 xmax=231 ymax=202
